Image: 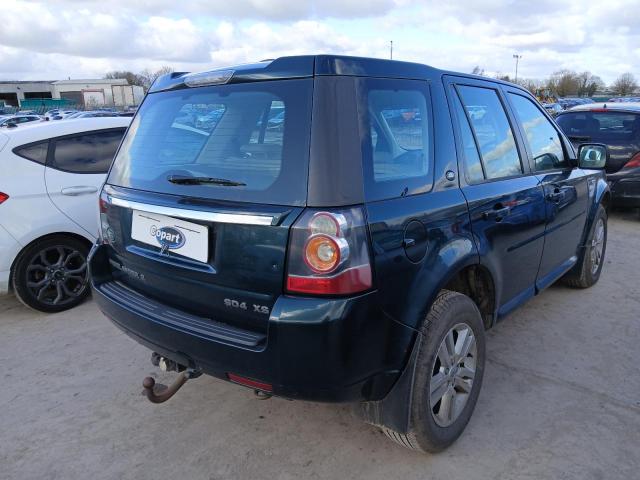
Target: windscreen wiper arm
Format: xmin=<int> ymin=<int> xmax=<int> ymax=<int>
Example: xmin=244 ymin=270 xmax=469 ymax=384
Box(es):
xmin=167 ymin=175 xmax=246 ymax=187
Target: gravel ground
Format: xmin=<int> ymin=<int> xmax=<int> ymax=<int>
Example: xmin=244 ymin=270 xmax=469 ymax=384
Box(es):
xmin=1 ymin=210 xmax=639 ymax=480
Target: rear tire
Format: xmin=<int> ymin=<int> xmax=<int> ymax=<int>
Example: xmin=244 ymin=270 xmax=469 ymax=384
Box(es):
xmin=382 ymin=290 xmax=486 ymax=453
xmin=563 ymin=204 xmax=607 ymax=289
xmin=12 ymin=235 xmax=91 ymax=313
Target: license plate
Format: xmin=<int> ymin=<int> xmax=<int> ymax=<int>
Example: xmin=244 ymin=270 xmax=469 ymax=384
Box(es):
xmin=131 ymin=210 xmax=209 ymax=263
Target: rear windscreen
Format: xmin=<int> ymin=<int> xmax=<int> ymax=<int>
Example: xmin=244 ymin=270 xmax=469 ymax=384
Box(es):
xmin=107 ymin=79 xmax=313 ymax=206
xmin=556 ymin=111 xmax=640 ymax=143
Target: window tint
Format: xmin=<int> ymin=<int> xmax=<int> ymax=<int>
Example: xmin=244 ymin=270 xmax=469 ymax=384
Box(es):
xmin=452 ymin=92 xmax=484 ymax=183
xmin=14 ymin=141 xmax=48 ymax=164
xmin=508 ymin=93 xmax=566 ymax=171
xmin=556 ymin=112 xmax=640 ymax=143
xmin=368 ymin=89 xmax=429 ymax=182
xmin=108 ymin=79 xmax=312 ymax=206
xmin=52 ymin=129 xmax=125 ymax=174
xmin=457 ymin=85 xmax=522 ymax=179
xmin=359 ymin=79 xmax=432 ymax=201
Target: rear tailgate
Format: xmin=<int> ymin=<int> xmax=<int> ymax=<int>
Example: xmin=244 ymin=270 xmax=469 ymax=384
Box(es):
xmin=97 ymin=75 xmax=314 ymax=335
xmin=101 ymin=186 xmax=301 ymax=334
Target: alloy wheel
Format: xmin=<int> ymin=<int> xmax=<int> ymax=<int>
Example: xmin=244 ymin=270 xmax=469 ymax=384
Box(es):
xmin=25 ymin=245 xmax=88 ymax=307
xmin=590 ymin=218 xmax=605 ymax=275
xmin=429 ymin=323 xmax=477 ymax=427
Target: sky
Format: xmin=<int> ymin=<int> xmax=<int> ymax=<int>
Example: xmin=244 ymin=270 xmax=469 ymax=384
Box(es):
xmin=1 ymin=0 xmax=638 ymax=84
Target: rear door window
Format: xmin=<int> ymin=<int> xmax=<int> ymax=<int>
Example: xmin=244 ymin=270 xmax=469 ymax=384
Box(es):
xmin=457 ymin=85 xmax=523 ymax=180
xmin=51 ymin=129 xmax=126 ymax=174
xmin=361 ymin=78 xmax=432 ymax=201
xmin=508 ymin=93 xmax=567 ymax=172
xmin=108 ymin=79 xmax=313 ymax=206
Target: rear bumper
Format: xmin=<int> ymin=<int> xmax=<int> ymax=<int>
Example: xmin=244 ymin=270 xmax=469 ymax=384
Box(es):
xmin=608 ymin=173 xmax=640 ymax=207
xmin=90 ymin=244 xmax=416 ymax=403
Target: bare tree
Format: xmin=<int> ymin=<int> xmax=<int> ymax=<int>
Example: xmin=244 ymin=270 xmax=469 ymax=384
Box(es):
xmin=611 ymin=73 xmax=638 ymax=96
xmin=517 ymin=78 xmax=542 ymax=96
xmin=104 ymin=70 xmax=145 ymax=87
xmin=546 ymin=70 xmax=580 ymax=97
xmin=576 ymin=72 xmax=604 ymax=97
xmin=139 ymin=66 xmax=175 ymax=90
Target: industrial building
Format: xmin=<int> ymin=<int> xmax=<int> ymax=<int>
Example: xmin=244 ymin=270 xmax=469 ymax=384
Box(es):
xmin=0 ymin=78 xmax=144 ymax=109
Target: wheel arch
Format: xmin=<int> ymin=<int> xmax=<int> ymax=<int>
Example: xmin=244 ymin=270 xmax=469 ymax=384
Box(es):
xmin=441 ymin=264 xmax=497 ymax=329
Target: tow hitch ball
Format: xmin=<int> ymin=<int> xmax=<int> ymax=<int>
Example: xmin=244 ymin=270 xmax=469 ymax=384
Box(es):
xmin=142 ymin=353 xmax=201 ymax=404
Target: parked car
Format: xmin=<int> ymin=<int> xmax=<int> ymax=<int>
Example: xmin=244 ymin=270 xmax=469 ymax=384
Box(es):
xmin=556 ymin=103 xmax=640 ymax=207
xmin=542 ymin=102 xmax=563 ymax=116
xmin=90 ymin=55 xmax=610 ymax=453
xmin=0 ymin=115 xmax=42 ymax=127
xmin=65 ymin=111 xmax=119 ymax=119
xmin=50 ymin=110 xmax=78 ymax=120
xmin=0 ymin=117 xmax=130 ymax=312
xmin=608 ymin=97 xmax=640 ymax=103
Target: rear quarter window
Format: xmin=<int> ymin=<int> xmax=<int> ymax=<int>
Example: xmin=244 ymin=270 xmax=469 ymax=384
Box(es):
xmin=359 ymin=78 xmax=433 ymax=201
xmin=13 ymin=140 xmax=48 ymax=164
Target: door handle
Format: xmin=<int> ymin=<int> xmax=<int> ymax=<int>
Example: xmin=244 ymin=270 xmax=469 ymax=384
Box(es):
xmin=61 ymin=186 xmax=98 ymax=196
xmin=482 ymin=205 xmax=511 ymax=221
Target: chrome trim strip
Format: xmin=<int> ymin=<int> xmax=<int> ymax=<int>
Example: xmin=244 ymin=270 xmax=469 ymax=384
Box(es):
xmin=108 ymin=197 xmax=274 ymax=226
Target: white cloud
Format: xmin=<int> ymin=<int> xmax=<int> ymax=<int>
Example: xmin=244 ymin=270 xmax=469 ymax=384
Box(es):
xmin=0 ymin=0 xmax=638 ymax=84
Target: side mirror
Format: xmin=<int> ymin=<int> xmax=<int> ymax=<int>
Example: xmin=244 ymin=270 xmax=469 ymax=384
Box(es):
xmin=578 ymin=143 xmax=608 ymax=169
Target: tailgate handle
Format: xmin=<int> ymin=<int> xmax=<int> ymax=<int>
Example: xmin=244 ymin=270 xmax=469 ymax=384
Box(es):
xmin=61 ymin=186 xmax=98 ymax=196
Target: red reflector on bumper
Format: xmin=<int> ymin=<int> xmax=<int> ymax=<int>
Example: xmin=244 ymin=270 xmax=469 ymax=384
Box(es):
xmin=286 ymin=264 xmax=372 ymax=295
xmin=227 ymin=373 xmax=273 ymax=392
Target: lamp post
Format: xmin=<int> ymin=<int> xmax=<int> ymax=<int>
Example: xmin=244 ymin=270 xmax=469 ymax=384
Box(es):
xmin=513 ymin=54 xmax=522 ymax=82
xmin=390 ymin=40 xmax=393 ymax=60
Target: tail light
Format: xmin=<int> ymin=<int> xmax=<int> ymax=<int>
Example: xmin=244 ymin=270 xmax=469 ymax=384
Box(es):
xmin=286 ymin=207 xmax=372 ymax=295
xmin=98 ymin=192 xmax=115 ymax=244
xmin=0 ymin=192 xmax=8 ymax=204
xmin=623 ymin=152 xmax=640 ymax=169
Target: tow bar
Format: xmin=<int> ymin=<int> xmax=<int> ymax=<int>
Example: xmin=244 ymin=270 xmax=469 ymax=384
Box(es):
xmin=142 ymin=353 xmax=202 ymax=404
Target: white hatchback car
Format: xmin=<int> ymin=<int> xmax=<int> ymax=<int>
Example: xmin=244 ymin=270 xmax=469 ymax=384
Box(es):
xmin=0 ymin=117 xmax=130 ymax=311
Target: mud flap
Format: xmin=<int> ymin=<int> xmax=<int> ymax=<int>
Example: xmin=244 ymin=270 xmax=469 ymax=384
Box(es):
xmin=355 ymin=332 xmax=423 ymax=434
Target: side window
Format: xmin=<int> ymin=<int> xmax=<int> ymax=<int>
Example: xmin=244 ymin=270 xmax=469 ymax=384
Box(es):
xmin=51 ymin=129 xmax=125 ymax=174
xmin=452 ymin=92 xmax=484 ymax=183
xmin=362 ymin=79 xmax=432 ymax=201
xmin=14 ymin=141 xmax=48 ymax=164
xmin=508 ymin=93 xmax=567 ymax=171
xmin=457 ymin=85 xmax=523 ymax=180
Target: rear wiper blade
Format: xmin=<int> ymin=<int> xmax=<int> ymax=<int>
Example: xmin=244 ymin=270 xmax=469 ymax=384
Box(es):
xmin=167 ymin=175 xmax=246 ymax=187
